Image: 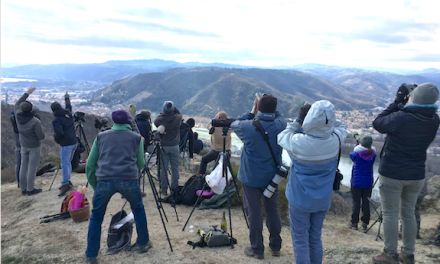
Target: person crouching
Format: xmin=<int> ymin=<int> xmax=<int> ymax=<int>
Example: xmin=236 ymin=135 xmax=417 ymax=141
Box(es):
xmin=85 ymin=110 xmax=151 ymax=264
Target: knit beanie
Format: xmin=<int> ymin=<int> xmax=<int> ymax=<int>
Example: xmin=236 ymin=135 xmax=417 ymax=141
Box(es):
xmin=111 ymin=109 xmax=132 ymax=125
xmin=163 ymin=101 xmax=174 ymax=114
xmin=51 ymin=101 xmax=62 ymax=112
xmin=20 ymin=101 xmax=33 ymax=112
xmin=360 ymin=136 xmax=373 ymax=148
xmin=410 ymin=83 xmax=439 ymax=105
xmin=258 ymin=94 xmax=277 ymax=113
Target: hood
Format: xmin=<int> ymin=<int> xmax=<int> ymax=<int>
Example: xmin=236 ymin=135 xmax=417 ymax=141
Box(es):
xmin=354 ymin=145 xmax=376 ymax=161
xmin=135 ymin=114 xmax=147 ymax=122
xmin=16 ymin=112 xmax=35 ymax=124
xmin=403 ymin=105 xmax=438 ymax=118
xmin=53 ymin=108 xmax=68 ymax=118
xmin=302 ymin=100 xmax=336 ymax=138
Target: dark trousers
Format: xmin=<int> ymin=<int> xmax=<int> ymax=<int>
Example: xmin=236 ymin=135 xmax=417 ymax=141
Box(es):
xmin=198 ymin=149 xmax=220 ymax=175
xmin=242 ymin=184 xmax=282 ymax=256
xmin=351 ymin=186 xmax=372 ymax=225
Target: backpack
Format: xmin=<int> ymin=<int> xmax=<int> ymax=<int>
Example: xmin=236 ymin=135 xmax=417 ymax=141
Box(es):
xmin=106 ymin=210 xmax=133 ymax=255
xmin=180 ymin=175 xmax=205 ymax=206
xmin=61 ymin=192 xmax=75 ymax=213
xmin=187 ymin=226 xmax=237 ymax=249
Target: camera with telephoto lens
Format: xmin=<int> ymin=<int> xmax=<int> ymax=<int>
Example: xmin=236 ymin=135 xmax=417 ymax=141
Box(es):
xmin=263 ymin=166 xmax=289 ymax=198
xmin=211 ymin=118 xmax=236 ymax=128
xmin=74 ymin=111 xmax=85 ymax=122
xmin=151 ymin=125 xmax=165 ymax=142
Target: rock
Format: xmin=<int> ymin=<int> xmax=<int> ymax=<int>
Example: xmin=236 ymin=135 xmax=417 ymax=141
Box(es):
xmin=15 ymin=199 xmax=33 ymax=211
xmin=422 ymin=175 xmax=440 ymax=213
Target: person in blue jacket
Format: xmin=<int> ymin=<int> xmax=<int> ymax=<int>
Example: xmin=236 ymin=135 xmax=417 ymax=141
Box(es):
xmin=231 ymin=94 xmax=287 ymax=260
xmin=278 ymin=100 xmax=347 ymax=264
xmin=348 ymin=135 xmax=376 ymax=232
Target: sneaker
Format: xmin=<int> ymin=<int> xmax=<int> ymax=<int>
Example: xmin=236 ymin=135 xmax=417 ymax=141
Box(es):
xmin=58 ymin=184 xmax=72 ymax=197
xmin=85 ymin=257 xmax=98 ymax=264
xmin=398 ymin=252 xmax=415 ymax=264
xmin=22 ymin=190 xmax=27 ymax=195
xmin=348 ymin=222 xmax=358 ymax=230
xmin=373 ymin=252 xmax=398 ymax=264
xmin=161 ymin=190 xmax=167 ymax=197
xmin=27 ymin=188 xmax=42 ymax=196
xmin=244 ymin=246 xmax=264 ymax=260
xmin=68 ymin=181 xmax=74 ymax=188
xmin=138 ymin=240 xmax=153 ymax=254
xmin=362 ymin=222 xmax=368 ymax=232
xmin=270 ymin=248 xmax=280 ymax=257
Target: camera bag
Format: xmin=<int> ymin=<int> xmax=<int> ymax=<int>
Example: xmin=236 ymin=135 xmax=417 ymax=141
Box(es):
xmin=333 ymin=132 xmax=343 ymax=191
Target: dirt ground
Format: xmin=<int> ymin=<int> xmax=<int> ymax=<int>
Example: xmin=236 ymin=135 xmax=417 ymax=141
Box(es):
xmin=2 ymin=164 xmax=440 ymax=264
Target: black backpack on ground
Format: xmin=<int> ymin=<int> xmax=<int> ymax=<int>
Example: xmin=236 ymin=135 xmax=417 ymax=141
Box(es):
xmin=180 ymin=175 xmax=205 ymax=205
xmin=106 ymin=209 xmax=133 ymax=255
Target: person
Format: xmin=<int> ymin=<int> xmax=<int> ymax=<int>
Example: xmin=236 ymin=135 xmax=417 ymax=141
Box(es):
xmin=85 ymin=110 xmax=151 ymax=264
xmin=278 ymin=100 xmax=347 ymax=264
xmin=193 ymin=132 xmax=204 ymax=154
xmin=14 ymin=87 xmax=46 ymax=196
xmin=71 ymin=137 xmax=86 ymax=172
xmin=198 ymin=111 xmax=232 ymax=175
xmin=179 ymin=118 xmax=195 ymax=160
xmin=231 ymin=95 xmax=287 ymax=260
xmin=10 ymin=110 xmax=21 ymax=188
xmin=154 ymin=101 xmax=182 ymax=196
xmin=51 ymin=92 xmax=78 ymax=196
xmin=372 ymin=83 xmax=439 ymax=264
xmin=135 ymin=110 xmax=152 ymax=152
xmin=348 ymin=135 xmax=376 ymax=232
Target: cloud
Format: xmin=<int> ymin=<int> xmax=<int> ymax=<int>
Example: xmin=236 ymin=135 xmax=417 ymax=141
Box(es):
xmin=4 ymin=2 xmax=58 ymax=18
xmin=118 ymin=7 xmax=185 ymax=21
xmin=388 ymin=54 xmax=440 ymax=62
xmin=103 ymin=18 xmax=221 ymax=38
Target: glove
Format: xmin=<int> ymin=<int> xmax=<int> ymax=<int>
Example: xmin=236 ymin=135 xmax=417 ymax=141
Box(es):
xmin=298 ymin=103 xmax=311 ymax=125
xmin=395 ymin=84 xmax=412 ymax=104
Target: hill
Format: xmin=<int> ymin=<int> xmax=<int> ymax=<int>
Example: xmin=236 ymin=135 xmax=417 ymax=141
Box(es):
xmin=94 ymin=67 xmax=382 ymax=118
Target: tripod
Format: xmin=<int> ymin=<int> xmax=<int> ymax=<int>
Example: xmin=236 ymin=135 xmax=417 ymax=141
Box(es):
xmin=365 ymin=177 xmax=383 ymax=241
xmin=182 ymin=126 xmax=249 ymax=248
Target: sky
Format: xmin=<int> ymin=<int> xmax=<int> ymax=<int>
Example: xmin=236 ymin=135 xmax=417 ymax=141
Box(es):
xmin=1 ymin=0 xmax=440 ymax=70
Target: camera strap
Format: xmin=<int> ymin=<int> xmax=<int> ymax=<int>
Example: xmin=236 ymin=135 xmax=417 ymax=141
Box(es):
xmin=252 ymin=119 xmax=279 ymax=167
xmin=333 ymin=132 xmax=342 ymax=167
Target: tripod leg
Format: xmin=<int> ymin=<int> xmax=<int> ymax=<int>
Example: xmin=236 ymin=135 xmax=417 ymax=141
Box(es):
xmin=223 ymin=155 xmax=234 ymax=249
xmin=48 ymin=166 xmax=61 ymax=191
xmin=182 ymin=183 xmax=208 ymax=231
xmin=376 ymin=212 xmax=383 ymax=241
xmin=226 ymin=156 xmax=249 ymax=229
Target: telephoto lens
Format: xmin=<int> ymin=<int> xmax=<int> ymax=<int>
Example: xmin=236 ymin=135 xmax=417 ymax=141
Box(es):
xmin=263 ymin=166 xmax=289 ymax=198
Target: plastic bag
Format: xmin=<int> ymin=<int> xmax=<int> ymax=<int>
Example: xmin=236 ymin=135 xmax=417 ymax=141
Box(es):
xmin=205 ymin=156 xmax=232 ymax=194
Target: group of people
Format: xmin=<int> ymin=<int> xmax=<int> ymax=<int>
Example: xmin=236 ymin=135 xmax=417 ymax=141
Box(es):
xmin=12 ymin=82 xmax=439 ymax=264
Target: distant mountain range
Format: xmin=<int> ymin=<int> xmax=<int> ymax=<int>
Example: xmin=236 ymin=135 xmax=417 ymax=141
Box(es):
xmin=93 ymin=67 xmax=385 ymax=118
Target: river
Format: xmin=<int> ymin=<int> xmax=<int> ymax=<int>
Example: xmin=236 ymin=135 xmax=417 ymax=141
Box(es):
xmin=194 ymin=128 xmax=380 ymax=199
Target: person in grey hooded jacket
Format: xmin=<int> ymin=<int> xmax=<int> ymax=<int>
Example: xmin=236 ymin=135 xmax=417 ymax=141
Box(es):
xmin=14 ymin=87 xmax=45 ymax=196
xmin=278 ymin=100 xmax=347 ymax=264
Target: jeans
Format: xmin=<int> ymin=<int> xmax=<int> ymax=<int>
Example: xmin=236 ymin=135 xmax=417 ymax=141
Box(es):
xmin=351 ymin=186 xmax=372 ymax=225
xmin=159 ymin=145 xmax=180 ymax=192
xmin=198 ymin=149 xmax=220 ymax=175
xmin=289 ymin=205 xmax=327 ymax=264
xmin=379 ymin=175 xmax=424 ymax=255
xmin=20 ymin=146 xmax=41 ymax=192
xmin=242 ymin=184 xmax=282 ymax=256
xmin=61 ymin=143 xmax=77 ymax=186
xmin=85 ymin=180 xmax=149 ymax=258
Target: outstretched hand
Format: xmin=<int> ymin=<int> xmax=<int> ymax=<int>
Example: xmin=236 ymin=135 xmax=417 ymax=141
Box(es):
xmin=251 ymin=98 xmax=258 ymax=115
xmin=26 ymin=87 xmax=36 ymax=95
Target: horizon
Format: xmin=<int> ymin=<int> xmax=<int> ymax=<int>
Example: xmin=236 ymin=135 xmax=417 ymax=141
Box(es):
xmin=1 ymin=0 xmax=440 ymax=70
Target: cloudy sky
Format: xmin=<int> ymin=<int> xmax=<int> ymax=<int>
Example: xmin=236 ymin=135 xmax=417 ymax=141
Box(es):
xmin=1 ymin=0 xmax=439 ymax=69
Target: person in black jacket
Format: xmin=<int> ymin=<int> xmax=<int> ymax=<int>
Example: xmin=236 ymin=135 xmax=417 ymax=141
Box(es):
xmin=372 ymin=83 xmax=439 ymax=264
xmin=193 ymin=132 xmax=204 ymax=154
xmin=135 ymin=110 xmax=152 ymax=152
xmin=10 ymin=111 xmax=21 ymax=187
xmin=51 ymin=92 xmax=78 ymax=197
xmin=179 ymin=118 xmax=195 ymax=160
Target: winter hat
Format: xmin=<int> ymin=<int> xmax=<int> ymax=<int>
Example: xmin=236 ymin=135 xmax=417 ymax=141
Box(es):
xmin=258 ymin=94 xmax=277 ymax=113
xmin=163 ymin=101 xmax=174 ymax=114
xmin=360 ymin=136 xmax=373 ymax=148
xmin=410 ymin=83 xmax=439 ymax=105
xmin=51 ymin=101 xmax=62 ymax=112
xmin=186 ymin=118 xmax=195 ymax=128
xmin=20 ymin=101 xmax=33 ymax=112
xmin=111 ymin=109 xmax=132 ymax=125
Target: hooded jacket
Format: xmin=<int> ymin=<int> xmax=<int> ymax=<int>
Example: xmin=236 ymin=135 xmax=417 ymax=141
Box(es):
xmin=179 ymin=122 xmax=194 ymax=158
xmin=135 ymin=113 xmax=152 ymax=146
xmin=14 ymin=93 xmax=45 ymax=148
xmin=373 ymin=102 xmax=439 ymax=180
xmin=154 ymin=108 xmax=182 ymax=146
xmin=350 ymin=145 xmax=376 ymax=189
xmin=52 ymin=97 xmax=76 ymax=146
xmin=231 ymin=111 xmax=287 ymax=188
xmin=278 ymin=100 xmax=347 ymax=213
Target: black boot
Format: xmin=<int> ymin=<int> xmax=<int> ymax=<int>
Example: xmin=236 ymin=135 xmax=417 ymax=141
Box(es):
xmin=58 ymin=184 xmax=72 ymax=197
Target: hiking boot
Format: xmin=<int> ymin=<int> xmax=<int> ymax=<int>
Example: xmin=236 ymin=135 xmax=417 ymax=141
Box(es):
xmin=141 ymin=192 xmax=147 ymax=197
xmin=270 ymin=248 xmax=280 ymax=257
xmin=416 ymin=234 xmax=422 ymax=239
xmin=58 ymin=184 xmax=72 ymax=197
xmin=85 ymin=257 xmax=98 ymax=264
xmin=398 ymin=252 xmax=415 ymax=264
xmin=373 ymin=252 xmax=398 ymax=264
xmin=138 ymin=240 xmax=153 ymax=253
xmin=161 ymin=190 xmax=167 ymax=197
xmin=22 ymin=190 xmax=27 ymax=195
xmin=348 ymin=222 xmax=358 ymax=230
xmin=244 ymin=246 xmax=264 ymax=260
xmin=68 ymin=181 xmax=74 ymax=188
xmin=362 ymin=222 xmax=368 ymax=232
xmin=27 ymin=188 xmax=42 ymax=196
